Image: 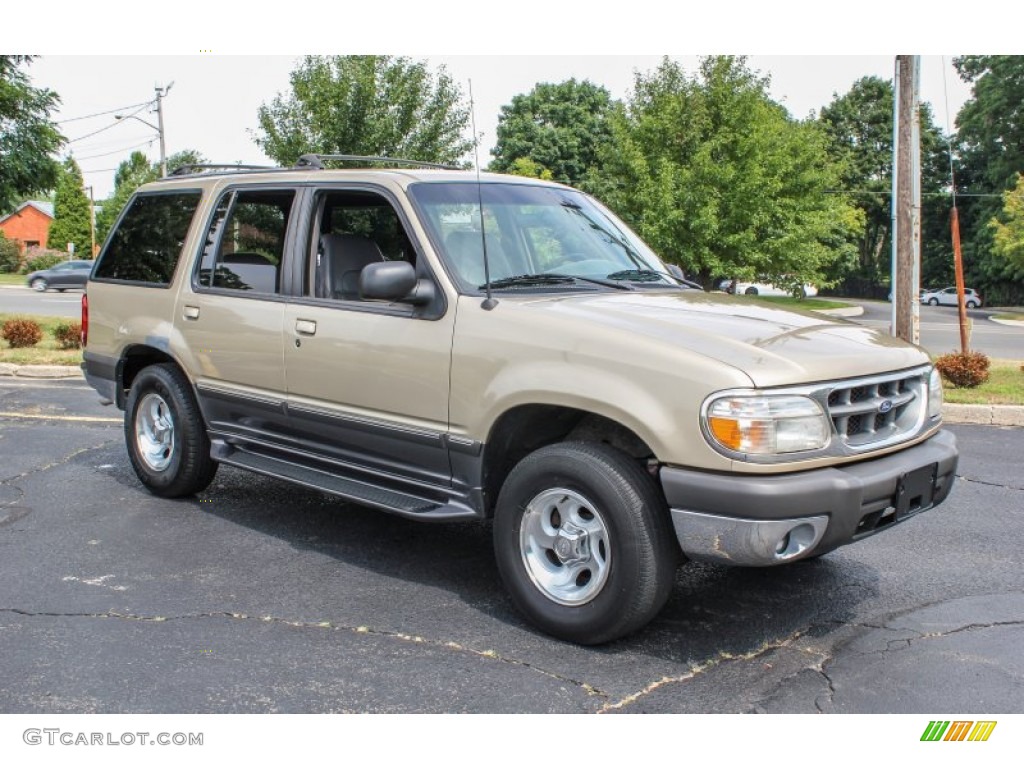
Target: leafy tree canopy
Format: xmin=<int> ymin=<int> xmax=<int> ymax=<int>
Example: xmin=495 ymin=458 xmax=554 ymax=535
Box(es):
xmin=991 ymin=173 xmax=1024 ymax=271
xmin=819 ymin=76 xmax=951 ymax=296
xmin=490 ymin=79 xmax=613 ymax=184
xmin=0 ymin=56 xmax=64 ymax=212
xmin=47 ymin=157 xmax=92 ymax=256
xmin=253 ymin=56 xmax=472 ymax=166
xmin=592 ymin=56 xmax=860 ymax=291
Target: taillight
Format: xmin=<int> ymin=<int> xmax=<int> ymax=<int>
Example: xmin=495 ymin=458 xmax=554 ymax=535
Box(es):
xmin=81 ymin=293 xmax=89 ymax=348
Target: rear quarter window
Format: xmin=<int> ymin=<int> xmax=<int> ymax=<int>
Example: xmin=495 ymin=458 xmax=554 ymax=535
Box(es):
xmin=93 ymin=191 xmax=203 ymax=286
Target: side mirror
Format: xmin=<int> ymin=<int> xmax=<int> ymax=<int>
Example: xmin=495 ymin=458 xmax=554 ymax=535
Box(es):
xmin=359 ymin=261 xmax=435 ymax=306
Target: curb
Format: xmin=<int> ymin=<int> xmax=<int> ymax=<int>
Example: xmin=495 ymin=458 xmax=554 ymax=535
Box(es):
xmin=989 ymin=317 xmax=1024 ymax=327
xmin=0 ymin=363 xmax=82 ymax=379
xmin=816 ymin=305 xmax=864 ymax=317
xmin=942 ymin=403 xmax=1024 ymax=427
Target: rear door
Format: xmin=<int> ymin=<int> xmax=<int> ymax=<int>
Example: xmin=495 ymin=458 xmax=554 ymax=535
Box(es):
xmin=175 ymin=186 xmax=296 ymax=443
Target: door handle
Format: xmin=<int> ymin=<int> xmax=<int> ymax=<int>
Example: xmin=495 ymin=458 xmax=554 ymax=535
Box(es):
xmin=295 ymin=319 xmax=317 ymax=336
xmin=183 ymin=305 xmax=200 ymax=320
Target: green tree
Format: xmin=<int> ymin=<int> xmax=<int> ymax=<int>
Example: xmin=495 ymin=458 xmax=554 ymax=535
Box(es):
xmin=0 ymin=56 xmax=64 ymax=212
xmin=819 ymin=76 xmax=951 ymax=297
xmin=951 ymin=56 xmax=1024 ymax=305
xmin=991 ymin=173 xmax=1024 ymax=269
xmin=47 ymin=157 xmax=92 ymax=256
xmin=506 ymin=157 xmax=554 ymax=180
xmin=490 ymin=79 xmax=613 ymax=184
xmin=253 ymin=56 xmax=471 ymax=166
xmin=592 ymin=57 xmax=859 ymax=290
xmin=95 ymin=149 xmax=206 ymax=243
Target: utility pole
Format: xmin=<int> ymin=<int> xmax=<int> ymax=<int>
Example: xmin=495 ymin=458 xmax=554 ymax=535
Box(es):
xmin=154 ymin=83 xmax=173 ymax=177
xmin=893 ymin=55 xmax=921 ymax=344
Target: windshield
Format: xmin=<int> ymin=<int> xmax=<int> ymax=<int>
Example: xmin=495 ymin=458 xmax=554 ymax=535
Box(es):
xmin=408 ymin=182 xmax=674 ymax=292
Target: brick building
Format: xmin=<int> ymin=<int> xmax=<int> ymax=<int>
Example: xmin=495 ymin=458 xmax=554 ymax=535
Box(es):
xmin=0 ymin=201 xmax=54 ymax=250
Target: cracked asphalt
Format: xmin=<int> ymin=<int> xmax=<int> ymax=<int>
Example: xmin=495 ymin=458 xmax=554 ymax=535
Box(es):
xmin=1 ymin=379 xmax=1022 ymax=713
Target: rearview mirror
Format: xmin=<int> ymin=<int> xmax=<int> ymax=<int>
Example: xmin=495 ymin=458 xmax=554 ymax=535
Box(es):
xmin=359 ymin=261 xmax=435 ymax=306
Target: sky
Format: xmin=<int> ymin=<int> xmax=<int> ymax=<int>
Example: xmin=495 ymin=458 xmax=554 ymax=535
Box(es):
xmin=9 ymin=2 xmax=999 ymax=201
xmin=25 ymin=55 xmax=974 ymax=201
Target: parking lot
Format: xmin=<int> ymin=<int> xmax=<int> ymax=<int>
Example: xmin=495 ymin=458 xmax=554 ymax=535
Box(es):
xmin=1 ymin=379 xmax=1021 ymax=713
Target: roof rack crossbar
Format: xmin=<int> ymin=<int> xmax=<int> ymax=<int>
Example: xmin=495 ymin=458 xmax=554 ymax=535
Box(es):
xmin=295 ymin=153 xmax=459 ymax=171
xmin=168 ymin=163 xmax=276 ymax=177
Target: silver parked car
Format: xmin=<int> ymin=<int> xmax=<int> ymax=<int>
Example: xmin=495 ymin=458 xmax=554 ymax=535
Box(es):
xmin=921 ymin=286 xmax=983 ymax=308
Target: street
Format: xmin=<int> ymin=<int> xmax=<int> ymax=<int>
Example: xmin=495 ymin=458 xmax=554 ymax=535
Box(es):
xmin=1 ymin=379 xmax=1021 ymax=713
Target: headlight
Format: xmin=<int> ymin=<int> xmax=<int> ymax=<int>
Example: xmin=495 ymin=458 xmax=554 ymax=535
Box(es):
xmin=705 ymin=395 xmax=830 ymax=455
xmin=928 ymin=367 xmax=943 ymax=420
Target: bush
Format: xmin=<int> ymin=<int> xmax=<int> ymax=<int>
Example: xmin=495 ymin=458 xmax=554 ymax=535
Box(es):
xmin=53 ymin=321 xmax=83 ymax=350
xmin=21 ymin=248 xmax=69 ymax=275
xmin=0 ymin=233 xmax=22 ymax=273
xmin=1 ymin=318 xmax=44 ymax=348
xmin=935 ymin=350 xmax=991 ymax=388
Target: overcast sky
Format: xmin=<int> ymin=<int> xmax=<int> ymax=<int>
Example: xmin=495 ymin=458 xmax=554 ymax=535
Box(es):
xmin=10 ymin=2 xmax=995 ymax=200
xmin=25 ymin=55 xmax=974 ymax=200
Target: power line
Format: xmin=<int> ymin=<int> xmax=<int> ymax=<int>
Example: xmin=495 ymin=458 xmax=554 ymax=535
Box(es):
xmin=77 ymin=139 xmax=156 ymax=162
xmin=67 ymin=103 xmax=150 ymax=144
xmin=57 ymin=100 xmax=151 ymax=125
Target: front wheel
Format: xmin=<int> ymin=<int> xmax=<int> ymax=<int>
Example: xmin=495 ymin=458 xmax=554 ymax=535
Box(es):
xmin=493 ymin=442 xmax=678 ymax=644
xmin=30 ymin=278 xmax=47 ymax=292
xmin=927 ymin=298 xmax=939 ymax=306
xmin=124 ymin=363 xmax=217 ymax=498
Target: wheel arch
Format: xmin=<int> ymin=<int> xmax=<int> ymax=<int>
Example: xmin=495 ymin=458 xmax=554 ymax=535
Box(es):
xmin=480 ymin=404 xmax=658 ymax=518
xmin=116 ymin=344 xmax=188 ymax=410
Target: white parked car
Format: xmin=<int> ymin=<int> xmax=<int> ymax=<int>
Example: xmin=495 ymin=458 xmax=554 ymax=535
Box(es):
xmin=732 ymin=281 xmax=818 ymax=298
xmin=921 ymin=287 xmax=983 ymax=309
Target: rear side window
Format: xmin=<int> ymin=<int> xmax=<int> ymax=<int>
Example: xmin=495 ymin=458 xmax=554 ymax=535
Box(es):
xmin=94 ymin=191 xmax=202 ymax=285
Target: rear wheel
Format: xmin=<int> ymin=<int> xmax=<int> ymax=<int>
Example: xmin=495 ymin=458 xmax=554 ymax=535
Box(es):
xmin=744 ymin=286 xmax=758 ymax=296
xmin=124 ymin=363 xmax=217 ymax=498
xmin=493 ymin=441 xmax=678 ymax=644
xmin=966 ymin=300 xmax=978 ymax=309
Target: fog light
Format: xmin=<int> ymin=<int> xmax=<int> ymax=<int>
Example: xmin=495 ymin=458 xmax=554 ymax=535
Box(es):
xmin=774 ymin=523 xmax=818 ymax=560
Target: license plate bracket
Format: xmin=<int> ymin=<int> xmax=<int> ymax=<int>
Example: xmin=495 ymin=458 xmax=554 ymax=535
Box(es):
xmin=894 ymin=463 xmax=938 ymax=521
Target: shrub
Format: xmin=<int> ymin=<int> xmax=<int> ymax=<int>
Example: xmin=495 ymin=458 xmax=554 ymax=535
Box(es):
xmin=1 ymin=318 xmax=44 ymax=348
xmin=21 ymin=248 xmax=69 ymax=275
xmin=53 ymin=321 xmax=83 ymax=350
xmin=935 ymin=350 xmax=991 ymax=388
xmin=0 ymin=233 xmax=22 ymax=273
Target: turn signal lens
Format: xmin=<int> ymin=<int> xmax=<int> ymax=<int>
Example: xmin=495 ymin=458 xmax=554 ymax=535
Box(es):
xmin=705 ymin=395 xmax=829 ymax=455
xmin=928 ymin=367 xmax=943 ymax=420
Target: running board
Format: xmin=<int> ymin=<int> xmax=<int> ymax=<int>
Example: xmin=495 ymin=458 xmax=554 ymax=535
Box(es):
xmin=211 ymin=443 xmax=477 ymax=522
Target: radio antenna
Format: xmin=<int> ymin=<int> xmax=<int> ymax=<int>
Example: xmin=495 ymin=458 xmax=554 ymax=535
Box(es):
xmin=469 ymin=79 xmax=497 ymax=310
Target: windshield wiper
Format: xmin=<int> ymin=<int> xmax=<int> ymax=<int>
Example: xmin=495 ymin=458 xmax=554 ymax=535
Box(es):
xmin=481 ymin=273 xmax=633 ymax=291
xmin=606 ymin=269 xmax=672 ymax=283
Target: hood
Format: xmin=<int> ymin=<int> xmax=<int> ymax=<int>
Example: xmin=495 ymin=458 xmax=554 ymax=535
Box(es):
xmin=516 ymin=290 xmax=929 ymax=388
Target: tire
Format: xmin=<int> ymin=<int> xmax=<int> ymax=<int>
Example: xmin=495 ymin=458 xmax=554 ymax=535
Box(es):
xmin=927 ymin=298 xmax=938 ymax=306
xmin=124 ymin=363 xmax=217 ymax=498
xmin=493 ymin=441 xmax=678 ymax=644
xmin=744 ymin=287 xmax=758 ymax=296
xmin=30 ymin=278 xmax=47 ymax=292
xmin=966 ymin=300 xmax=978 ymax=309
xmin=56 ymin=288 xmax=66 ymax=293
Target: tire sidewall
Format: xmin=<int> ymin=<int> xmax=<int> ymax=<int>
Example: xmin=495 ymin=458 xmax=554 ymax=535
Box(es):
xmin=493 ymin=446 xmax=664 ymax=643
xmin=125 ymin=368 xmax=187 ymax=493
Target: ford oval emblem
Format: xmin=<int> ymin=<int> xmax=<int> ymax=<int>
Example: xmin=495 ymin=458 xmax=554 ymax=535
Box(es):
xmin=878 ymin=399 xmax=893 ymax=414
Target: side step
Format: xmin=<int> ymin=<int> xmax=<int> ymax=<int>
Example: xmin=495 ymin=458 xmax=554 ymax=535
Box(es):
xmin=213 ymin=445 xmax=477 ymax=522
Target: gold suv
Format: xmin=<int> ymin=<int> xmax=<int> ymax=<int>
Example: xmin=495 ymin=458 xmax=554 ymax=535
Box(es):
xmin=82 ymin=156 xmax=958 ymax=643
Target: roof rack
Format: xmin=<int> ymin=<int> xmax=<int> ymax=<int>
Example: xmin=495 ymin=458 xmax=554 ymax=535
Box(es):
xmin=295 ymin=154 xmax=460 ymax=171
xmin=168 ymin=163 xmax=276 ymax=177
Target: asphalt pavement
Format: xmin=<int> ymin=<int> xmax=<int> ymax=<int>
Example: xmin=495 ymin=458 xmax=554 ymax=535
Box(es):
xmin=1 ymin=379 xmax=1021 ymax=713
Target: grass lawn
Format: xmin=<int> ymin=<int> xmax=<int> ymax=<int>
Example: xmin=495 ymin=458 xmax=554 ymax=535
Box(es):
xmin=992 ymin=313 xmax=1024 ymax=323
xmin=0 ymin=273 xmax=26 ymax=286
xmin=941 ymin=359 xmax=1024 ymax=405
xmin=0 ymin=313 xmax=83 ymax=366
xmin=755 ymin=296 xmax=851 ymax=311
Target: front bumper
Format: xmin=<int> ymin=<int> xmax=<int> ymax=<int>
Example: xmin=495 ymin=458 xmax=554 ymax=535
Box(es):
xmin=661 ymin=429 xmax=958 ymax=566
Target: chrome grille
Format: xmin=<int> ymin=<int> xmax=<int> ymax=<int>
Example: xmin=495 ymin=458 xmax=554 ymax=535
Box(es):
xmin=826 ymin=371 xmax=925 ymax=448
